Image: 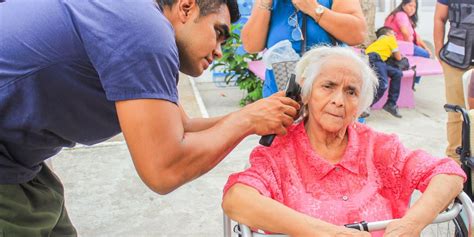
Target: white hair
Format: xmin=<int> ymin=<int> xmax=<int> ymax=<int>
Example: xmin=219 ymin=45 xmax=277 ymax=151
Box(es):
xmin=295 ymin=46 xmax=379 ymax=117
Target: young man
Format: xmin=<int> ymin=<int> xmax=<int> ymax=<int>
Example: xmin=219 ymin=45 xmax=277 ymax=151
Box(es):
xmin=365 ymin=26 xmax=404 ymax=118
xmin=434 ymin=0 xmax=474 ymax=163
xmin=0 ymin=0 xmax=299 ymax=235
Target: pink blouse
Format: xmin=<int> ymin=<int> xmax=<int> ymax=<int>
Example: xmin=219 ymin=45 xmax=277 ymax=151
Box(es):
xmin=384 ymin=12 xmax=419 ymax=44
xmin=223 ymin=122 xmax=466 ymax=236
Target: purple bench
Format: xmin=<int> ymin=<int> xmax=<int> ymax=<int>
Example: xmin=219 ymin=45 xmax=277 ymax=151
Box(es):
xmin=247 ymin=41 xmax=443 ymax=109
xmin=371 ymin=41 xmax=443 ymax=109
xmin=248 ymin=60 xmax=266 ymax=81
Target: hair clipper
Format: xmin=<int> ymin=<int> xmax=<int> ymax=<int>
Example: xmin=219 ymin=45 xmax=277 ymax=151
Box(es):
xmin=259 ymin=74 xmax=302 ymax=146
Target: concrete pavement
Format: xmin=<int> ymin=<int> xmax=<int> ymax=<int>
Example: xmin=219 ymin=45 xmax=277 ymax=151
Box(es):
xmin=52 ymin=71 xmax=459 ymax=236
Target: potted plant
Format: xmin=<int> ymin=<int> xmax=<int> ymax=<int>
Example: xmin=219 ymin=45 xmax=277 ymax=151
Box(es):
xmin=210 ymin=23 xmax=262 ymax=106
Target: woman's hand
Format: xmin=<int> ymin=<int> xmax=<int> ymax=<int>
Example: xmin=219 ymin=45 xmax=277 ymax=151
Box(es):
xmin=426 ymin=48 xmax=433 ymax=58
xmin=291 ymin=0 xmax=318 ymax=16
xmin=383 ymin=219 xmax=423 ymax=237
xmin=258 ymin=0 xmax=273 ymax=11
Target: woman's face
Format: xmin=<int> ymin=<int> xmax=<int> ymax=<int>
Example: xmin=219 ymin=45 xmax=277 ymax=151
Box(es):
xmin=402 ymin=0 xmax=417 ymax=17
xmin=306 ymin=57 xmax=362 ymax=133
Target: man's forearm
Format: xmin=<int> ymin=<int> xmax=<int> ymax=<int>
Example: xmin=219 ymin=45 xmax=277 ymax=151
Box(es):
xmin=154 ymin=110 xmax=254 ymax=194
xmin=183 ymin=116 xmax=225 ymax=132
xmin=433 ymin=3 xmax=448 ymax=57
xmin=433 ymin=20 xmax=446 ymax=57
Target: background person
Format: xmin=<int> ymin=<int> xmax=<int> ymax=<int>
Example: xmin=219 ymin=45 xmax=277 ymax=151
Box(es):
xmin=365 ymin=27 xmax=403 ymax=118
xmin=222 ymin=46 xmax=465 ymax=236
xmin=0 ymin=0 xmax=300 ymax=235
xmin=434 ymin=0 xmax=474 ymax=163
xmin=384 ymin=0 xmax=431 ymax=59
xmin=241 ymin=0 xmax=366 ymax=97
xmin=466 ymin=70 xmax=474 ymax=109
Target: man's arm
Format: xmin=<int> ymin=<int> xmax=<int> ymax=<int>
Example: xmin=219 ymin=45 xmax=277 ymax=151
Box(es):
xmin=434 ymin=3 xmax=449 ymax=58
xmin=116 ymin=94 xmax=299 ymax=194
xmin=178 ymin=103 xmax=224 ymax=132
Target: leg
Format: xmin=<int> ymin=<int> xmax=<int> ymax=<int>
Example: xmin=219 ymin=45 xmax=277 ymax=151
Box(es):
xmin=413 ymin=45 xmax=429 ymax=86
xmin=413 ymin=45 xmax=430 ymax=58
xmin=441 ymin=61 xmax=474 ymax=163
xmin=0 ymin=164 xmax=77 ymax=237
xmin=370 ymin=61 xmax=389 ymax=105
xmin=385 ymin=65 xmax=403 ymax=106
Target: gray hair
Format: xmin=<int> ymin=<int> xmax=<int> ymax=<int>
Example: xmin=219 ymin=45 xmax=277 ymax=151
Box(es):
xmin=295 ymin=46 xmax=379 ymax=117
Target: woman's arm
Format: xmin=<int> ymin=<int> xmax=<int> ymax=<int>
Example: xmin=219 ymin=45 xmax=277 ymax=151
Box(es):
xmin=373 ymin=133 xmax=466 ymax=236
xmin=293 ymin=0 xmax=366 ymax=46
xmin=414 ymin=35 xmax=433 ymax=58
xmin=241 ymin=0 xmax=272 ymax=53
xmin=223 ymin=184 xmax=370 ymax=236
xmin=384 ymin=174 xmax=464 ymax=236
xmin=399 ymin=25 xmax=412 ymax=42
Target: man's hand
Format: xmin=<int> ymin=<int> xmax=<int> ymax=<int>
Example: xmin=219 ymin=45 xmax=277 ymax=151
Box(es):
xmin=239 ymin=91 xmax=300 ymax=136
xmin=383 ymin=219 xmax=423 ymax=237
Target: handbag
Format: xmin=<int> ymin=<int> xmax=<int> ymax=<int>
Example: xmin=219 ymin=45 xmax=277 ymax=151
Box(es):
xmin=271 ymin=14 xmax=308 ymax=91
xmin=271 ymin=12 xmax=341 ymax=91
xmin=386 ymin=56 xmax=410 ymax=71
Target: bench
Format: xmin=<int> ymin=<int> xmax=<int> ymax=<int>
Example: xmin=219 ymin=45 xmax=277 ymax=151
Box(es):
xmin=247 ymin=41 xmax=443 ymax=109
xmin=371 ymin=41 xmax=443 ymax=109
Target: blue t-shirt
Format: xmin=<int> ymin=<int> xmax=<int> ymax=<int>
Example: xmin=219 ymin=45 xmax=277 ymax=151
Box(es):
xmin=0 ymin=0 xmax=179 ymax=184
xmin=263 ymin=0 xmax=336 ymax=97
xmin=438 ymin=0 xmax=448 ymax=5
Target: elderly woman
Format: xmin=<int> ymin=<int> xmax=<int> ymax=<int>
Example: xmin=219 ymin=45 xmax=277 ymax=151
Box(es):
xmin=222 ymin=46 xmax=465 ymax=236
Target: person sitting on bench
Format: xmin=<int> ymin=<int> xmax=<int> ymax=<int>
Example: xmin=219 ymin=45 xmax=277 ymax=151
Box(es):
xmin=366 ymin=26 xmax=404 ymax=118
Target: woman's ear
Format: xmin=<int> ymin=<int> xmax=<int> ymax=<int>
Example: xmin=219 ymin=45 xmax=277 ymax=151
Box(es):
xmin=177 ymin=0 xmax=197 ymax=23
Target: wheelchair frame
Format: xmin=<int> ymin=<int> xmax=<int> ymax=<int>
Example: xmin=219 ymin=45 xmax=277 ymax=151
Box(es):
xmin=224 ymin=191 xmax=472 ymax=237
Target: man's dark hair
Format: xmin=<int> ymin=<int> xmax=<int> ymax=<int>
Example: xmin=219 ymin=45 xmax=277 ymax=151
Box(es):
xmin=375 ymin=26 xmax=393 ymax=38
xmin=157 ymin=0 xmax=240 ymax=23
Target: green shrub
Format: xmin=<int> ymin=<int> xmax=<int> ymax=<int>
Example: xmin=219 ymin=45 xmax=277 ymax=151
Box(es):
xmin=210 ymin=24 xmax=263 ymax=106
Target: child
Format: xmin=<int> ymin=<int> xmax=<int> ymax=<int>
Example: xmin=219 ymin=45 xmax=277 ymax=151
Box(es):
xmin=365 ymin=26 xmax=404 ymax=118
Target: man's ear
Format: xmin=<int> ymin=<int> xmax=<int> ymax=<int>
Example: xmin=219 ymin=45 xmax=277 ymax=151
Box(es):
xmin=177 ymin=0 xmax=197 ymax=23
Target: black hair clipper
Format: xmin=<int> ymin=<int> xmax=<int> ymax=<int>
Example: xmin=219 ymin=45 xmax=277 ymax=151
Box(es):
xmin=259 ymin=74 xmax=302 ymax=146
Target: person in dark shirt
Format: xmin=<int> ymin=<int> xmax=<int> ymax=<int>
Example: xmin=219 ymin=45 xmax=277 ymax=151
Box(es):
xmin=0 ymin=0 xmax=299 ymax=235
xmin=434 ymin=0 xmax=474 ymax=164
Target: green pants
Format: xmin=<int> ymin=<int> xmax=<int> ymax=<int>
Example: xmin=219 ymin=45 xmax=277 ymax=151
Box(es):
xmin=0 ymin=164 xmax=77 ymax=237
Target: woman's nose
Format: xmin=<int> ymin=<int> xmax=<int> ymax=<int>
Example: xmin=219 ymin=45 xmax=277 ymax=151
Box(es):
xmin=331 ymin=90 xmax=345 ymax=106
